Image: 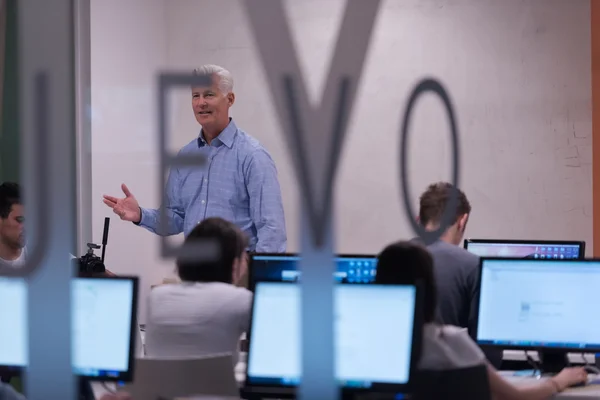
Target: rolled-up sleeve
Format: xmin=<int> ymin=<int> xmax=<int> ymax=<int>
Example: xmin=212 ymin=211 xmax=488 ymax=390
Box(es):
xmin=136 ymin=166 xmax=185 ymax=236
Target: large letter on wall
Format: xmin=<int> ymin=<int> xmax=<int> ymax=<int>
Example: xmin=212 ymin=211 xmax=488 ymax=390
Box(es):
xmin=244 ymin=1 xmax=381 ymax=399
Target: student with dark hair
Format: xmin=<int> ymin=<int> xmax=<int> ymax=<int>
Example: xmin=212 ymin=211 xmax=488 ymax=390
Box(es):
xmin=145 ymin=217 xmax=252 ymax=364
xmin=375 ymin=241 xmax=588 ymax=399
xmin=414 ymin=181 xmax=504 ymax=367
xmin=0 ymin=182 xmax=26 ymax=268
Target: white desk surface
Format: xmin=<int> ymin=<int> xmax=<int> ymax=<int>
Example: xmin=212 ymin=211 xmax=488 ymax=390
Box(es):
xmin=93 ymin=328 xmax=597 ymax=399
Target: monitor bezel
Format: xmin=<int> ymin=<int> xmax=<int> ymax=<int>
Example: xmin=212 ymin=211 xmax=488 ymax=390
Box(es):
xmin=463 ymin=239 xmax=586 ymax=259
xmin=248 ymin=252 xmax=378 ymax=292
xmin=0 ymin=276 xmax=139 ymax=382
xmin=74 ymin=275 xmax=139 ymax=382
xmin=242 ymin=279 xmax=424 ymax=398
xmin=474 ymin=257 xmax=600 ymax=353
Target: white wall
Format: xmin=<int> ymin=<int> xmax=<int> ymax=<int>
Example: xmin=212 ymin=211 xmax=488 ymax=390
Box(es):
xmin=90 ymin=0 xmax=172 ymax=321
xmin=91 ymin=0 xmax=592 ymax=322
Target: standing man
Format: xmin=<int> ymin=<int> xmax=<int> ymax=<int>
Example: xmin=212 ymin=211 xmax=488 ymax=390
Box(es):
xmin=414 ymin=181 xmax=502 ymax=368
xmin=0 ymin=182 xmax=26 ymax=268
xmin=103 ymin=64 xmax=287 ymax=253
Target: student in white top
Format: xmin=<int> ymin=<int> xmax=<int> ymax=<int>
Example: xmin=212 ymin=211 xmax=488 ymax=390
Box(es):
xmin=0 ymin=182 xmax=26 ymax=268
xmin=375 ymin=241 xmax=588 ymax=399
xmin=145 ymin=217 xmax=252 ymax=364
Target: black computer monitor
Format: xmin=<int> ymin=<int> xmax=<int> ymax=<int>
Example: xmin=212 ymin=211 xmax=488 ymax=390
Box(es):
xmin=0 ymin=275 xmax=138 ymax=382
xmin=243 ymin=280 xmax=423 ymax=398
xmin=248 ymin=253 xmax=377 ymax=291
xmin=464 ymin=239 xmax=585 ymax=259
xmin=474 ymin=257 xmax=600 ymax=373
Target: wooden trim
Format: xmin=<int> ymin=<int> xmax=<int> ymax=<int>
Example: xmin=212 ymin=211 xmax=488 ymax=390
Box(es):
xmin=593 ymin=1 xmax=600 ymax=256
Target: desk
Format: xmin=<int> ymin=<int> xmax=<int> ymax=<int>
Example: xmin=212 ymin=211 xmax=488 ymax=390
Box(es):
xmin=502 ymin=373 xmax=600 ymax=399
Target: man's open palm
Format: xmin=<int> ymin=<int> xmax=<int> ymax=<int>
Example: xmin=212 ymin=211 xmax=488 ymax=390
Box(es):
xmin=103 ymin=184 xmax=141 ymax=223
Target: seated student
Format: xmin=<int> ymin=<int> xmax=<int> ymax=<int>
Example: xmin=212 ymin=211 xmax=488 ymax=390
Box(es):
xmin=145 ymin=217 xmax=252 ymax=364
xmin=375 ymin=241 xmax=587 ymax=399
xmin=0 ymin=182 xmax=26 ymax=268
xmin=414 ymin=182 xmax=502 ymax=367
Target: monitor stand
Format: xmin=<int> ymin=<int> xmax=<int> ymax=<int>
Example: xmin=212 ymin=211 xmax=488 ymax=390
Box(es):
xmin=539 ymin=349 xmax=569 ymax=374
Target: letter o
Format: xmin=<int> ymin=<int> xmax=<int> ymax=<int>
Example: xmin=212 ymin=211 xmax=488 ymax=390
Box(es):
xmin=399 ymin=78 xmax=461 ymax=245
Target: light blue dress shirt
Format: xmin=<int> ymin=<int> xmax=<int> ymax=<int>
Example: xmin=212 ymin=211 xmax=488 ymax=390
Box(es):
xmin=138 ymin=119 xmax=287 ymax=253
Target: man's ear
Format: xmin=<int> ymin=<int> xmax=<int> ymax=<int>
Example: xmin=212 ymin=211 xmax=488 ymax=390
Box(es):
xmin=458 ymin=213 xmax=469 ymax=232
xmin=227 ymin=92 xmax=235 ymax=107
xmin=231 ymin=257 xmax=239 ymax=282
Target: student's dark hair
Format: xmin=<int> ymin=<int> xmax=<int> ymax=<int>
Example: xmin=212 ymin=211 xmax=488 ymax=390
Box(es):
xmin=0 ymin=182 xmax=21 ymax=219
xmin=418 ymin=182 xmax=471 ymax=227
xmin=176 ymin=217 xmax=248 ymax=283
xmin=375 ymin=241 xmax=437 ymax=323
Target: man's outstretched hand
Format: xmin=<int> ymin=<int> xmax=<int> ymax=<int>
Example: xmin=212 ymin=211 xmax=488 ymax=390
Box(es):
xmin=103 ymin=184 xmax=141 ymax=223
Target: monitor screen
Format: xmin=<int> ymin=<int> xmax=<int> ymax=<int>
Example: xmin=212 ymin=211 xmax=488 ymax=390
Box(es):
xmin=476 ymin=258 xmax=600 ymax=351
xmin=0 ymin=276 xmax=138 ymax=381
xmin=464 ymin=240 xmax=584 ymax=259
xmin=246 ymin=282 xmax=418 ymax=391
xmin=249 ymin=254 xmax=377 ymax=290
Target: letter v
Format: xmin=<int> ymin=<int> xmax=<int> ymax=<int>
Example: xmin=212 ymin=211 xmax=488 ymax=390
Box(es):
xmin=244 ymin=0 xmax=382 ymax=247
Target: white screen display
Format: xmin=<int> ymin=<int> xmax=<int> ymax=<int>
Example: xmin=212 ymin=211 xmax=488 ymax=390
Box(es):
xmin=0 ymin=277 xmax=134 ymax=375
xmin=0 ymin=278 xmax=27 ymax=367
xmin=477 ymin=259 xmax=600 ymax=347
xmin=247 ymin=282 xmax=416 ymax=386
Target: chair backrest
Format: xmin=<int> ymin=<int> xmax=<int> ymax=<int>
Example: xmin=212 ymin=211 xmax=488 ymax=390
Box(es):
xmin=121 ymin=353 xmax=239 ymax=399
xmin=411 ymin=364 xmax=491 ymax=400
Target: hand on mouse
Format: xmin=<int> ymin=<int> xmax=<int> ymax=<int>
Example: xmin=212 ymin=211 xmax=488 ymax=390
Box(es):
xmin=552 ymin=367 xmax=588 ymax=391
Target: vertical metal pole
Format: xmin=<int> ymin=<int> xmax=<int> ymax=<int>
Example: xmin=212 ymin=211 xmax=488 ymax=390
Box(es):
xmin=299 ymin=207 xmax=336 ymax=400
xmin=19 ymin=0 xmax=76 ymax=399
xmin=74 ymin=0 xmax=93 ymax=255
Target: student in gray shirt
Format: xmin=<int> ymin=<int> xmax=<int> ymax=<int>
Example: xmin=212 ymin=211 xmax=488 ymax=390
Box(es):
xmin=145 ymin=217 xmax=252 ymax=364
xmin=414 ymin=182 xmax=502 ymax=367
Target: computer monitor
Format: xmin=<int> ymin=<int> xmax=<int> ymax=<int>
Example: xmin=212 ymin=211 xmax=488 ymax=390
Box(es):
xmin=244 ymin=281 xmax=423 ymax=397
xmin=0 ymin=275 xmax=138 ymax=382
xmin=464 ymin=239 xmax=585 ymax=259
xmin=475 ymin=258 xmax=600 ymax=373
xmin=249 ymin=253 xmax=377 ymax=291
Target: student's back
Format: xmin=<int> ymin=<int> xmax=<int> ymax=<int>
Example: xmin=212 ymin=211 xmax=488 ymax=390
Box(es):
xmin=426 ymin=240 xmax=478 ymax=332
xmin=413 ymin=182 xmax=502 ymax=367
xmin=144 ymin=217 xmax=253 ymax=364
xmin=145 ymin=281 xmax=252 ymax=363
xmin=426 ymin=241 xmax=503 ymax=367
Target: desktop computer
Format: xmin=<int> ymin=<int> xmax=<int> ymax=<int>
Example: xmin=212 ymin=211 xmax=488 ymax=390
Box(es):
xmin=243 ymin=281 xmax=423 ymax=398
xmin=464 ymin=239 xmax=585 ymax=259
xmin=0 ymin=275 xmax=138 ymax=382
xmin=474 ymin=257 xmax=600 ymax=373
xmin=249 ymin=253 xmax=377 ymax=291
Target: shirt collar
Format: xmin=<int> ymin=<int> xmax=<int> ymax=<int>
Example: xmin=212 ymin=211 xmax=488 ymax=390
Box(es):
xmin=197 ymin=118 xmax=237 ymax=149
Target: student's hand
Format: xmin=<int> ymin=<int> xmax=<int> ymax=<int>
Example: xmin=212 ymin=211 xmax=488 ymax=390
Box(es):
xmin=99 ymin=392 xmax=132 ymax=400
xmin=103 ymin=184 xmax=141 ymax=223
xmin=552 ymin=367 xmax=588 ymax=391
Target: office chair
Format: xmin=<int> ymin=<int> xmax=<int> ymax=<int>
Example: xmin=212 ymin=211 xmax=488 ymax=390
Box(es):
xmin=121 ymin=353 xmax=239 ymax=399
